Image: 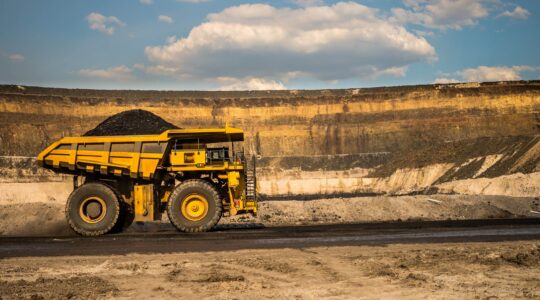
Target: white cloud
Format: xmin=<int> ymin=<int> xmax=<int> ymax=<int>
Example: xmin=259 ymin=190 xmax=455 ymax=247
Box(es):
xmin=291 ymin=0 xmax=325 ymax=7
xmin=78 ymin=65 xmax=134 ymax=81
xmin=144 ymin=2 xmax=435 ymax=85
xmin=458 ymin=65 xmax=538 ymax=82
xmin=133 ymin=63 xmax=180 ymax=77
xmin=498 ymin=6 xmax=530 ymax=20
xmin=158 ymin=15 xmax=174 ymax=24
xmin=436 ymin=65 xmax=539 ymax=83
xmin=415 ymin=30 xmax=434 ymax=37
xmin=433 ymin=77 xmax=459 ymax=84
xmin=166 ymin=35 xmax=177 ymax=44
xmin=392 ymin=0 xmax=488 ymax=30
xmin=140 ymin=0 xmax=153 ymax=5
xmin=217 ymin=77 xmax=286 ymax=91
xmin=86 ymin=12 xmax=125 ymax=35
xmin=374 ymin=66 xmax=408 ymax=78
xmin=8 ymin=53 xmax=25 ymax=62
xmin=177 ymin=0 xmax=210 ymax=3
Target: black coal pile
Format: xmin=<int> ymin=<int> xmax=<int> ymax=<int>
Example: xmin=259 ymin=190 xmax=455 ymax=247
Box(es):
xmin=83 ymin=109 xmax=179 ymax=136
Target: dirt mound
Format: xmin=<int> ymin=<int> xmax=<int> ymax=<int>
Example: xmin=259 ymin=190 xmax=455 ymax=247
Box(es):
xmin=83 ymin=109 xmax=179 ymax=136
xmin=501 ymin=247 xmax=540 ymax=266
xmin=0 ymin=276 xmax=117 ymax=299
xmin=359 ymin=242 xmax=540 ymax=298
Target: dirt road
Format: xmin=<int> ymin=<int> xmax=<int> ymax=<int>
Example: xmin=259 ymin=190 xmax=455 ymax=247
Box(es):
xmin=1 ymin=228 xmax=540 ymax=299
xmin=2 ymin=219 xmax=540 ymax=258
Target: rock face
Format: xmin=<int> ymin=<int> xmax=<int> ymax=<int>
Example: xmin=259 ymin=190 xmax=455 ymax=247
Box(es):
xmin=0 ymin=81 xmax=539 ymax=197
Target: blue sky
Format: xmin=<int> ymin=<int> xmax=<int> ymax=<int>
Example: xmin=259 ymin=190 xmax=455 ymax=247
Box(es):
xmin=0 ymin=0 xmax=539 ymax=90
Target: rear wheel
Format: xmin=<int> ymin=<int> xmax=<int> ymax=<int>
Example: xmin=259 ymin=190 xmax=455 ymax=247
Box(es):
xmin=167 ymin=180 xmax=222 ymax=233
xmin=66 ymin=183 xmax=120 ymax=236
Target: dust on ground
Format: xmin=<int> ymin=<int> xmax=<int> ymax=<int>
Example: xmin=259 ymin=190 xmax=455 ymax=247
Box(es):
xmin=1 ymin=241 xmax=539 ymax=299
xmin=1 ymin=181 xmax=539 ymax=236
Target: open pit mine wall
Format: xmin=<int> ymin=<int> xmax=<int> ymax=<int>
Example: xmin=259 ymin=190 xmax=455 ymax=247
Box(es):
xmin=1 ymin=81 xmax=539 ymax=197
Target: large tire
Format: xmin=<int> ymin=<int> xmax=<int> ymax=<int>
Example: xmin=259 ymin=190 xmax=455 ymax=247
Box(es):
xmin=110 ymin=200 xmax=135 ymax=233
xmin=65 ymin=183 xmax=120 ymax=236
xmin=167 ymin=180 xmax=222 ymax=233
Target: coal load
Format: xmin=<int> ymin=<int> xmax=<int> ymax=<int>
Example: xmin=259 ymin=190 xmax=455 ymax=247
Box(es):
xmin=83 ymin=109 xmax=179 ymax=136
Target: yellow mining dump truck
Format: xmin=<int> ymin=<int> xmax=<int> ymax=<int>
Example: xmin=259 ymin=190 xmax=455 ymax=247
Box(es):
xmin=37 ymin=126 xmax=257 ymax=236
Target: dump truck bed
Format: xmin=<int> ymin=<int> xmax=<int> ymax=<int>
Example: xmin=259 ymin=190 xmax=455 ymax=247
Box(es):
xmin=37 ymin=127 xmax=244 ymax=180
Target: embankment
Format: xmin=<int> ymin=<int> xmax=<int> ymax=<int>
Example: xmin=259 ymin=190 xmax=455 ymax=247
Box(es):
xmin=1 ymin=81 xmax=539 ymax=197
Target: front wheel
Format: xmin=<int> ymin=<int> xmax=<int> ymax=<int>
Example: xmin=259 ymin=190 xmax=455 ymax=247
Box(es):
xmin=167 ymin=180 xmax=222 ymax=233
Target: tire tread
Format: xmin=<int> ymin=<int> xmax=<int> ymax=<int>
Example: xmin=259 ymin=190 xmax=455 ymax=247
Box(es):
xmin=167 ymin=179 xmax=222 ymax=233
xmin=65 ymin=182 xmax=120 ymax=236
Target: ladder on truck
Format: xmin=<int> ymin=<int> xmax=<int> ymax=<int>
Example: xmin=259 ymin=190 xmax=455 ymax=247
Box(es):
xmin=245 ymin=155 xmax=257 ymax=203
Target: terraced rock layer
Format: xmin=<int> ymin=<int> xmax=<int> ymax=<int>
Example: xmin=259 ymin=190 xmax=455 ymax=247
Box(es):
xmin=1 ymin=81 xmax=539 ymax=197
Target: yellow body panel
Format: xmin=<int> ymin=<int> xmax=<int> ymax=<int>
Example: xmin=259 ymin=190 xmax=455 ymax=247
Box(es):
xmin=37 ymin=127 xmax=243 ymax=180
xmin=228 ymin=171 xmax=240 ymax=187
xmin=168 ymin=164 xmax=244 ymax=172
xmin=170 ymin=149 xmax=206 ymax=166
xmin=134 ymin=184 xmax=155 ymax=222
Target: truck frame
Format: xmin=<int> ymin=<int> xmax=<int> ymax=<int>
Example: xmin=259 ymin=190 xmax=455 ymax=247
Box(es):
xmin=37 ymin=126 xmax=257 ymax=236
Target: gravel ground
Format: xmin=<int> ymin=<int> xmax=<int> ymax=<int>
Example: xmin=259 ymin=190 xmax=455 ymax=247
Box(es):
xmin=1 ymin=241 xmax=539 ymax=299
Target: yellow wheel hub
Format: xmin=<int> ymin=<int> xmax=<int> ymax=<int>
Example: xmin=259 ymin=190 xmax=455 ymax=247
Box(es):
xmin=79 ymin=196 xmax=107 ymax=224
xmin=181 ymin=194 xmax=209 ymax=221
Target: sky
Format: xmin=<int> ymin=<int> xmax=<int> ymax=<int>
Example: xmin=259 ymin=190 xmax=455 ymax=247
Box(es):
xmin=0 ymin=0 xmax=539 ymax=91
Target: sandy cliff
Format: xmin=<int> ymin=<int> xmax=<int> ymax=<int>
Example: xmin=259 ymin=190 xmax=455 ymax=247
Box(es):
xmin=1 ymin=81 xmax=539 ymax=197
